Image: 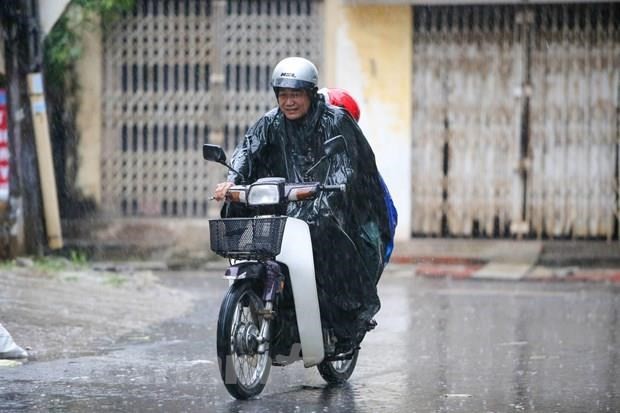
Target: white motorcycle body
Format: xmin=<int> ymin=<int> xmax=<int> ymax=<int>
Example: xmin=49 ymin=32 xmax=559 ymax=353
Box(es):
xmin=275 ymin=217 xmax=324 ymax=367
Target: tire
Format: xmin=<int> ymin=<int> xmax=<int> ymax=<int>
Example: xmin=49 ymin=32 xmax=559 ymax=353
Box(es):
xmin=217 ymin=280 xmax=271 ymax=399
xmin=317 ymin=349 xmax=359 ymax=384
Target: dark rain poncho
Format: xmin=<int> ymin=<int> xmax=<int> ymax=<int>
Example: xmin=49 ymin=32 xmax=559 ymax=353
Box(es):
xmin=226 ymin=96 xmax=391 ymax=345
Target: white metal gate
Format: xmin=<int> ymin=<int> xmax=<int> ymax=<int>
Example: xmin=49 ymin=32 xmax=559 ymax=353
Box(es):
xmin=529 ymin=5 xmax=620 ymax=239
xmin=101 ymin=0 xmax=323 ymax=217
xmin=411 ymin=4 xmax=619 ymax=239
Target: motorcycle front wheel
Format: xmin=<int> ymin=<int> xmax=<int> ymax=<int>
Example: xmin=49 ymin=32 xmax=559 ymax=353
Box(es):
xmin=217 ymin=280 xmax=271 ymax=399
xmin=317 ymin=349 xmax=359 ymax=384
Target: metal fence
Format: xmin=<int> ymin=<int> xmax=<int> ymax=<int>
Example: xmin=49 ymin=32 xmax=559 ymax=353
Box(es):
xmin=101 ymin=0 xmax=323 ymax=217
xmin=529 ymin=5 xmax=619 ymax=239
xmin=411 ymin=4 xmax=619 ymax=239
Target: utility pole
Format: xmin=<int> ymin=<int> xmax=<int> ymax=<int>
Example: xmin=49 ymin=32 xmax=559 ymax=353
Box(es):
xmin=1 ymin=1 xmax=46 ymax=255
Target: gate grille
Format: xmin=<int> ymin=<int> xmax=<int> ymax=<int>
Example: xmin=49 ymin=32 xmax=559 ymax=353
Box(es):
xmin=412 ymin=6 xmax=521 ymax=237
xmin=529 ymin=5 xmax=620 ymax=239
xmin=101 ymin=0 xmax=323 ymax=217
xmin=412 ymin=4 xmax=620 ymax=239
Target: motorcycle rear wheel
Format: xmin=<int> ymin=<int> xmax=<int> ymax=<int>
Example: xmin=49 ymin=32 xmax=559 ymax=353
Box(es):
xmin=217 ymin=280 xmax=271 ymax=399
xmin=317 ymin=349 xmax=359 ymax=384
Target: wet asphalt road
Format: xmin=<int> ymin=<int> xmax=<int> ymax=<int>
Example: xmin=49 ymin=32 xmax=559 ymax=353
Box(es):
xmin=1 ymin=267 xmax=619 ymax=412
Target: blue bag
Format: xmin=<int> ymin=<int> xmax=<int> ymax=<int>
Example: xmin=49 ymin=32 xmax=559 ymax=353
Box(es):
xmin=378 ymin=174 xmax=397 ymax=264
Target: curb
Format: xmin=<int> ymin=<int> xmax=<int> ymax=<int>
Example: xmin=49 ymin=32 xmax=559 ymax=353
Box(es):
xmin=387 ymin=258 xmax=620 ymax=284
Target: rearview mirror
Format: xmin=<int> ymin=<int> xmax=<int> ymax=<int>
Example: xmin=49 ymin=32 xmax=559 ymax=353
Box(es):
xmin=203 ymin=144 xmax=227 ymax=164
xmin=202 ymin=144 xmax=247 ymax=183
xmin=323 ymin=135 xmax=345 ymax=157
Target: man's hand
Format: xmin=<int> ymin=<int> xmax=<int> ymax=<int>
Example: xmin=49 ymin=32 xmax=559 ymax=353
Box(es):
xmin=213 ymin=182 xmax=234 ymax=201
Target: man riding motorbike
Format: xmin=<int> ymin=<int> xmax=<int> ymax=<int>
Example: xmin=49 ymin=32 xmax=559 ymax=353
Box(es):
xmin=213 ymin=56 xmax=390 ymax=353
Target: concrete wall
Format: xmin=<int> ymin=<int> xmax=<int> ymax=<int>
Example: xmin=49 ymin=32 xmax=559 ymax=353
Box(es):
xmin=325 ymin=0 xmax=412 ymax=240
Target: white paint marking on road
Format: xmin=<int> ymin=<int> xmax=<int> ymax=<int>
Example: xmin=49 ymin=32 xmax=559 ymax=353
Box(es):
xmin=70 ymin=376 xmax=90 ymax=381
xmin=188 ymin=359 xmax=214 ymax=365
xmin=434 ymin=288 xmax=575 ymax=298
xmin=499 ymin=341 xmax=528 ymax=347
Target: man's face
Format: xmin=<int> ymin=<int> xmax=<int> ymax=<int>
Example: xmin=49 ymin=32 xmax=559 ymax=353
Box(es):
xmin=277 ymin=88 xmax=311 ymax=120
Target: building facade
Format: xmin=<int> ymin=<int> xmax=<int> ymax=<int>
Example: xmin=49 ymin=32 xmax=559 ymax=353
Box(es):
xmin=69 ymin=0 xmax=619 ymax=241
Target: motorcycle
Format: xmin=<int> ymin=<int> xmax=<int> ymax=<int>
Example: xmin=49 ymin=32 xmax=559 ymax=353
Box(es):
xmin=204 ymin=136 xmax=369 ymax=399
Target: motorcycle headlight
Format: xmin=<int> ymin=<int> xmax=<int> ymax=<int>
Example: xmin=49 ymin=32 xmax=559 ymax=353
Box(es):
xmin=247 ymin=184 xmax=281 ymax=205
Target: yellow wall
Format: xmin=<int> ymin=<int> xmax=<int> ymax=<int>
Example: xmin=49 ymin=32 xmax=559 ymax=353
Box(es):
xmin=75 ymin=17 xmax=102 ymax=203
xmin=325 ymin=1 xmax=412 ymax=239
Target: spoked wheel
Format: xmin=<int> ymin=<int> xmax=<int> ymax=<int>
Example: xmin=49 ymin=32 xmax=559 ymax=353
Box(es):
xmin=217 ymin=280 xmax=271 ymax=399
xmin=317 ymin=349 xmax=359 ymax=384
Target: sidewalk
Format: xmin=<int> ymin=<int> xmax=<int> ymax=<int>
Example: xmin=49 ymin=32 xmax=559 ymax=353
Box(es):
xmin=390 ymin=238 xmax=620 ymax=283
xmin=62 ymin=217 xmax=620 ymax=284
xmin=0 ymin=260 xmax=194 ymax=363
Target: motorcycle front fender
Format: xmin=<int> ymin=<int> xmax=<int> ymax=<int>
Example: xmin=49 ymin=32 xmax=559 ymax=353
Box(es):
xmin=276 ymin=217 xmax=324 ymax=367
xmin=223 ymin=262 xmax=265 ymax=281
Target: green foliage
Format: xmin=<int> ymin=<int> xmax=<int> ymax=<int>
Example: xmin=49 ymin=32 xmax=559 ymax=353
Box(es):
xmin=31 ymin=251 xmax=88 ymax=273
xmin=34 ymin=256 xmax=70 ymax=272
xmin=69 ymin=249 xmax=88 ymax=267
xmin=44 ymin=0 xmax=135 ymax=84
xmin=0 ymin=259 xmax=16 ymax=271
xmin=103 ymin=273 xmax=128 ymax=287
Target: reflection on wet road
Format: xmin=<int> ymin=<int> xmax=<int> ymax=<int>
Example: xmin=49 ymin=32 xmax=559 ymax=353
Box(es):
xmin=1 ymin=269 xmax=619 ymax=412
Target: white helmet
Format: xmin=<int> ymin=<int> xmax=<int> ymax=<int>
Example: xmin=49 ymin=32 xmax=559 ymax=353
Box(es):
xmin=271 ymin=57 xmax=318 ymax=91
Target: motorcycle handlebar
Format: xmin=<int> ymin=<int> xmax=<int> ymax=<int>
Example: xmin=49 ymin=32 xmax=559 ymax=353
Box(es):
xmin=320 ymin=184 xmax=346 ymax=193
xmin=216 ymin=181 xmax=346 ymax=204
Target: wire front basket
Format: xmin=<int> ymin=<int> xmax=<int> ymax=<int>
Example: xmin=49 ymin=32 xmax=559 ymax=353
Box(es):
xmin=209 ymin=217 xmax=287 ymax=260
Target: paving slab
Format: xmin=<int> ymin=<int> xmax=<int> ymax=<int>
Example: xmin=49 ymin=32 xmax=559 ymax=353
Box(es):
xmin=392 ymin=239 xmax=541 ymax=264
xmin=471 ymin=263 xmax=534 ymax=280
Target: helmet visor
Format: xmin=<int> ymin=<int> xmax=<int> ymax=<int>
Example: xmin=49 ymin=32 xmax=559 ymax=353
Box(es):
xmin=272 ymin=77 xmax=316 ymax=90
